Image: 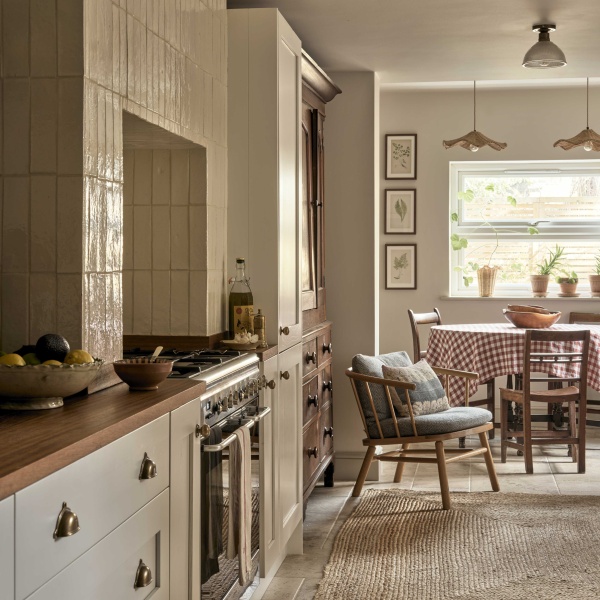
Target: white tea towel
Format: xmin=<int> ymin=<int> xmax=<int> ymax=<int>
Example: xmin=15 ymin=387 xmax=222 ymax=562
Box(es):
xmin=226 ymin=424 xmax=252 ymax=585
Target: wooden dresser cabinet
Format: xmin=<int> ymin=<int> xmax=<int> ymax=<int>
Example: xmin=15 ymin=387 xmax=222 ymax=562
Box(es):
xmin=301 ymin=52 xmax=340 ymax=506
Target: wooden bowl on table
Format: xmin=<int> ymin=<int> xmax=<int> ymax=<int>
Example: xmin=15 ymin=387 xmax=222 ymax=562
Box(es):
xmin=503 ymin=309 xmax=561 ymax=329
xmin=113 ymin=358 xmax=173 ymax=391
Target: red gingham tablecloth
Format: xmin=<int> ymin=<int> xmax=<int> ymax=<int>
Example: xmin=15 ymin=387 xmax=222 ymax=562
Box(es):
xmin=426 ymin=323 xmax=600 ymax=407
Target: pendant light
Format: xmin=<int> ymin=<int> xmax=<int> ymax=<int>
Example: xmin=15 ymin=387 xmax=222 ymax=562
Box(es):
xmin=554 ymin=78 xmax=600 ymax=152
xmin=443 ymin=82 xmax=507 ymax=152
xmin=522 ymin=24 xmax=566 ymax=69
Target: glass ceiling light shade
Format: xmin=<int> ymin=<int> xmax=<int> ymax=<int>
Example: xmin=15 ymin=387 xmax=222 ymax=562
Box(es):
xmin=554 ymin=79 xmax=600 ymax=151
xmin=442 ymin=82 xmax=507 ymax=152
xmin=522 ymin=24 xmax=566 ymax=69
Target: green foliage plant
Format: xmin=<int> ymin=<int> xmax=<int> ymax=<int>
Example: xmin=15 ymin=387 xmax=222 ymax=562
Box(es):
xmin=556 ymin=270 xmax=578 ymax=284
xmin=451 ymin=184 xmax=539 ymax=287
xmin=594 ymin=253 xmax=600 ymax=275
xmin=536 ymin=245 xmax=565 ymax=276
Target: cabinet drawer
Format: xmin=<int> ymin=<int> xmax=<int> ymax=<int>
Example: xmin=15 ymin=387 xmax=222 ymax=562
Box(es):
xmin=0 ymin=496 xmax=14 ymax=600
xmin=16 ymin=415 xmax=169 ymax=599
xmin=321 ymin=404 xmax=334 ymax=458
xmin=302 ymin=376 xmax=319 ymax=426
xmin=303 ymin=421 xmax=321 ymax=483
xmin=320 ymin=365 xmax=333 ymax=407
xmin=318 ymin=328 xmax=333 ymax=365
xmin=28 ymin=489 xmax=169 ymax=600
xmin=302 ymin=338 xmax=318 ymax=378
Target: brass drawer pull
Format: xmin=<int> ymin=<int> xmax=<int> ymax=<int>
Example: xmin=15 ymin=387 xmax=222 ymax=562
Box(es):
xmin=53 ymin=502 xmax=80 ymax=540
xmin=308 ymin=446 xmax=319 ymax=458
xmin=324 ymin=426 xmax=334 ymax=438
xmin=323 ymin=380 xmax=333 ymax=392
xmin=134 ymin=559 xmax=153 ymax=589
xmin=195 ymin=423 xmax=211 ymax=439
xmin=139 ymin=452 xmax=157 ymax=480
xmin=280 ymin=326 xmax=290 ymax=335
xmin=280 ymin=370 xmax=290 ymax=380
xmin=307 ymin=394 xmax=319 ymax=408
xmin=323 ymin=342 xmax=333 ymax=354
xmin=306 ymin=351 xmax=317 ymax=364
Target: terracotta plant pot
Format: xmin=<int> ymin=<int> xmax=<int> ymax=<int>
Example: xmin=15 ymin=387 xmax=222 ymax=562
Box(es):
xmin=589 ymin=274 xmax=600 ymax=298
xmin=530 ymin=274 xmax=550 ymax=298
xmin=557 ymin=279 xmax=578 ymax=297
xmin=477 ymin=266 xmax=501 ymax=297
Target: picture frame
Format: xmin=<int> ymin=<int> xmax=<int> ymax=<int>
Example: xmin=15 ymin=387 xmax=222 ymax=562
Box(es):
xmin=384 ymin=189 xmax=416 ymax=234
xmin=385 ymin=134 xmax=417 ymax=180
xmin=385 ymin=244 xmax=417 ymax=289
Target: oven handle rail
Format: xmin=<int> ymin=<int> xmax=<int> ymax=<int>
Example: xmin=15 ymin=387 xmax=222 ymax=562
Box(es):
xmin=200 ymin=406 xmax=271 ymax=452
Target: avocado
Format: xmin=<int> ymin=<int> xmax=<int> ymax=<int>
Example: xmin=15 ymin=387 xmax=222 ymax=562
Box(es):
xmin=13 ymin=344 xmax=37 ymax=357
xmin=35 ymin=334 xmax=70 ymax=363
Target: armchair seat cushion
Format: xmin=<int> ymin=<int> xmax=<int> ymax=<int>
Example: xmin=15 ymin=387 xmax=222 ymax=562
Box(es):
xmin=372 ymin=406 xmax=493 ymax=439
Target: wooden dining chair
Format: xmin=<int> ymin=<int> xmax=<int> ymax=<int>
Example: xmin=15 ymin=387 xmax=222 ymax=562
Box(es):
xmin=347 ymin=351 xmax=499 ymax=510
xmin=408 ymin=308 xmax=497 ymax=438
xmin=499 ymin=329 xmax=590 ymax=474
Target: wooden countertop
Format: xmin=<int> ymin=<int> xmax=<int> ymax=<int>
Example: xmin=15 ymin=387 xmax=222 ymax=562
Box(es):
xmin=0 ymin=378 xmax=205 ymax=500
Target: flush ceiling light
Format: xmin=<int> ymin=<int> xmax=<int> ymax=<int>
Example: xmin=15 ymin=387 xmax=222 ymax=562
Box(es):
xmin=442 ymin=81 xmax=507 ymax=152
xmin=522 ymin=24 xmax=566 ymax=69
xmin=554 ymin=78 xmax=600 ymax=151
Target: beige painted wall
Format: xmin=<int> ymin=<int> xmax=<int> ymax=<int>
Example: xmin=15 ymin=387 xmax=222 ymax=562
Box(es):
xmin=325 ymin=71 xmax=381 ymax=479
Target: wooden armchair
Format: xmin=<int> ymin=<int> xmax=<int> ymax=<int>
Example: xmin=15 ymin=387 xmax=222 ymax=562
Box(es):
xmin=347 ymin=352 xmax=499 ymax=510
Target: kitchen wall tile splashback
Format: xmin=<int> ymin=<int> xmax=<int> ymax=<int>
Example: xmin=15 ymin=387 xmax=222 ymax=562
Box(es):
xmin=0 ymin=0 xmax=227 ymax=359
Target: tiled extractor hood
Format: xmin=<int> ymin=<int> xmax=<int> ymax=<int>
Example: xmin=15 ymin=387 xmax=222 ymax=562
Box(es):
xmin=0 ymin=0 xmax=228 ymax=362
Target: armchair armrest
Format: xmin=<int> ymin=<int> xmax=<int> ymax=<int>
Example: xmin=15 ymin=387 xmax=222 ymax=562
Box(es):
xmin=431 ymin=366 xmax=478 ymax=380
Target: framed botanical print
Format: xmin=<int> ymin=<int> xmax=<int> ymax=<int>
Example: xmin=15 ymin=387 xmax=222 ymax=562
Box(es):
xmin=385 ymin=189 xmax=416 ymax=234
xmin=385 ymin=244 xmax=417 ymax=289
xmin=385 ymin=134 xmax=417 ymax=180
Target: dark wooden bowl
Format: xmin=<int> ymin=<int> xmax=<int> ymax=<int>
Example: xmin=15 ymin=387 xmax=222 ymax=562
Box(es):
xmin=113 ymin=358 xmax=173 ymax=391
xmin=503 ymin=309 xmax=561 ymax=329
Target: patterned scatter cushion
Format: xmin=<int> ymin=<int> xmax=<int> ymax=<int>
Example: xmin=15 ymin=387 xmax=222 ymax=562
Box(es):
xmin=382 ymin=360 xmax=450 ymax=417
xmin=352 ymin=352 xmax=413 ymax=421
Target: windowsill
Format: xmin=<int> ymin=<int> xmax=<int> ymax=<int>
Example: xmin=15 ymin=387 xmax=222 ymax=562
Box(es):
xmin=443 ymin=295 xmax=600 ymax=301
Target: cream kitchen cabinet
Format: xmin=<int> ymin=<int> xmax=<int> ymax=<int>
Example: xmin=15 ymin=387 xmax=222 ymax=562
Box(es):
xmin=0 ymin=496 xmax=14 ymax=600
xmin=228 ymin=8 xmax=303 ymax=353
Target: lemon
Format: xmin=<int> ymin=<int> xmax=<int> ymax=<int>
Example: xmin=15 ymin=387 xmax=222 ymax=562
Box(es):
xmin=64 ymin=350 xmax=94 ymax=365
xmin=42 ymin=360 xmax=62 ymax=366
xmin=0 ymin=354 xmax=26 ymax=366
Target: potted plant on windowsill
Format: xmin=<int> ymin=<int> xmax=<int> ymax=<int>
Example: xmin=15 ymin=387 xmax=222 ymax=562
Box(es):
xmin=556 ymin=270 xmax=579 ymax=297
xmin=530 ymin=245 xmax=564 ymax=298
xmin=590 ymin=254 xmax=600 ymax=298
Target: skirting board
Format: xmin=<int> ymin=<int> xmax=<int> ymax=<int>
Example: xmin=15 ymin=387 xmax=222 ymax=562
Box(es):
xmin=334 ymin=451 xmax=382 ymax=482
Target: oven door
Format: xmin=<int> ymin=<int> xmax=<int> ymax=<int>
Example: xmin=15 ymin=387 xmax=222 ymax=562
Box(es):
xmin=200 ymin=402 xmax=270 ymax=600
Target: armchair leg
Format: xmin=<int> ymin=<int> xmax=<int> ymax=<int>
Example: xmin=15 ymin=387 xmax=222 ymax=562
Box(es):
xmin=353 ymin=445 xmax=376 ymax=498
xmin=478 ymin=431 xmax=500 ymax=492
xmin=500 ymin=398 xmax=508 ymax=463
xmin=486 ymin=380 xmax=496 ymax=440
xmin=435 ymin=441 xmax=451 ymax=510
xmin=393 ymin=443 xmax=410 ymax=483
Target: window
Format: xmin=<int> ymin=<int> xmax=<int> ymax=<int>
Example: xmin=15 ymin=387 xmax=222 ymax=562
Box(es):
xmin=450 ymin=161 xmax=600 ymax=297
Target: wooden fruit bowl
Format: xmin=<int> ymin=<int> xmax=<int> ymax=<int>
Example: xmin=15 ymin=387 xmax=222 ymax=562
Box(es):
xmin=113 ymin=358 xmax=173 ymax=391
xmin=503 ymin=309 xmax=561 ymax=329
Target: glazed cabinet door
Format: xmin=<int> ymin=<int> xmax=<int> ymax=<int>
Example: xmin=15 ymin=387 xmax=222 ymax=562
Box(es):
xmin=259 ymin=355 xmax=279 ymax=577
xmin=170 ymin=397 xmax=202 ymax=600
xmin=277 ymin=344 xmax=303 ymax=546
xmin=0 ymin=496 xmax=14 ymax=600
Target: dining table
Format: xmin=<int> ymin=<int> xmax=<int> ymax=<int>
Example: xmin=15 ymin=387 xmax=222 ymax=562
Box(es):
xmin=426 ymin=323 xmax=600 ymax=407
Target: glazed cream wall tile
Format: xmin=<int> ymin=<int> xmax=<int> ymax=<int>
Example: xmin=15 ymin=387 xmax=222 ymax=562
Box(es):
xmin=84 ymin=81 xmax=98 ymax=176
xmin=3 ymin=79 xmax=30 ymax=175
xmin=30 ymin=79 xmax=58 ymax=173
xmin=1 ymin=273 xmax=29 ymax=353
xmin=132 ymin=270 xmax=152 ymax=334
xmin=133 ymin=149 xmax=152 ymax=204
xmin=58 ymin=78 xmax=83 ymax=175
xmin=170 ymin=271 xmax=189 ymax=335
xmin=133 ymin=205 xmax=152 ymax=269
xmin=189 ymin=270 xmax=208 ymax=334
xmin=189 ymin=205 xmax=207 ymax=270
xmin=170 ymin=205 xmax=189 ymax=270
xmin=30 ymin=175 xmax=57 ymax=273
xmin=123 ymin=204 xmax=134 ymax=270
xmin=30 ymin=0 xmax=57 ymax=77
xmin=2 ymin=0 xmax=29 ymax=77
xmin=189 ymin=147 xmax=207 ymax=204
xmin=2 ymin=177 xmax=29 ymax=273
xmin=152 ymin=270 xmax=171 ymax=334
xmin=152 ymin=150 xmax=170 ymax=204
xmin=57 ymin=273 xmax=83 ymax=348
xmin=57 ymin=0 xmax=84 ymax=76
xmin=57 ymin=176 xmax=83 ymax=273
xmin=29 ymin=273 xmax=57 ymax=341
xmin=122 ymin=269 xmax=133 ymax=334
xmin=152 ymin=205 xmax=171 ymax=270
xmin=171 ymin=149 xmax=189 ymax=205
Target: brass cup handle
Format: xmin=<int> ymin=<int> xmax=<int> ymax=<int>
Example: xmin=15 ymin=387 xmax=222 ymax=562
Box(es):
xmin=323 ymin=342 xmax=333 ymax=354
xmin=323 ymin=380 xmax=333 ymax=392
xmin=324 ymin=426 xmax=334 ymax=438
xmin=280 ymin=326 xmax=290 ymax=335
xmin=308 ymin=394 xmax=319 ymax=408
xmin=139 ymin=452 xmax=157 ymax=480
xmin=306 ymin=352 xmax=317 ymax=364
xmin=308 ymin=446 xmax=319 ymax=458
xmin=266 ymin=379 xmax=276 ymax=389
xmin=280 ymin=370 xmax=290 ymax=380
xmin=134 ymin=559 xmax=153 ymax=590
xmin=53 ymin=501 xmax=80 ymax=540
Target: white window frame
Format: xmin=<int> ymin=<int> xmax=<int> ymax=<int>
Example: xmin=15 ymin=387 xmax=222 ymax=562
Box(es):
xmin=450 ymin=160 xmax=600 ymax=297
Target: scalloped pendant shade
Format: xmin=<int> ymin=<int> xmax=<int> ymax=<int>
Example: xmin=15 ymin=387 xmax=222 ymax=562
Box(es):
xmin=554 ymin=79 xmax=600 ymax=152
xmin=443 ymin=82 xmax=507 ymax=152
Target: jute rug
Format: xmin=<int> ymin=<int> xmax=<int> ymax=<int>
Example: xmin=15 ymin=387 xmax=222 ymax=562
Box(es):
xmin=314 ymin=490 xmax=600 ymax=600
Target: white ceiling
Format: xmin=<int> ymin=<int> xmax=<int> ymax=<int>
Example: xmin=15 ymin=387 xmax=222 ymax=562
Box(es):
xmin=227 ymin=0 xmax=600 ymax=88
